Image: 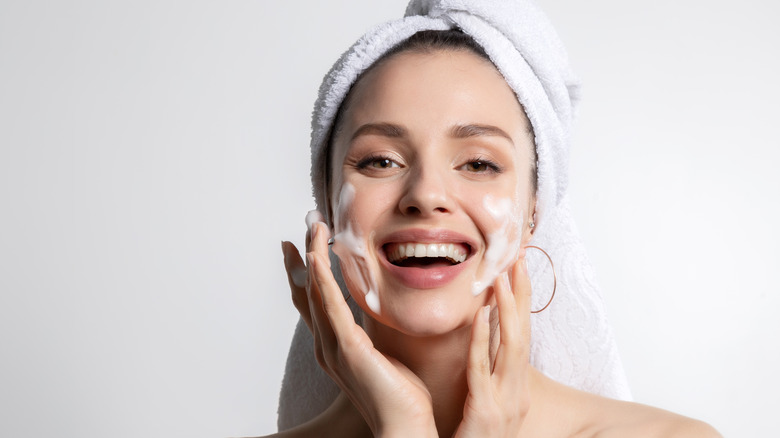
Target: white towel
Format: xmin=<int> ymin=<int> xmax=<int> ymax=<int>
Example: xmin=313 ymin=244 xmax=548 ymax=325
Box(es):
xmin=279 ymin=0 xmax=632 ymax=430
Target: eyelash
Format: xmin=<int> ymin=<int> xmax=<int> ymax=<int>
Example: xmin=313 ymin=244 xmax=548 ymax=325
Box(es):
xmin=462 ymin=156 xmax=503 ymax=174
xmin=354 ymin=154 xmax=503 ymax=174
xmin=355 ymin=154 xmax=400 ymax=170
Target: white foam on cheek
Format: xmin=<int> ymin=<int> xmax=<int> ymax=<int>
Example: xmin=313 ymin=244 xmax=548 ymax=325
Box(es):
xmin=471 ymin=194 xmax=524 ymax=296
xmin=330 ymin=183 xmax=381 ymax=314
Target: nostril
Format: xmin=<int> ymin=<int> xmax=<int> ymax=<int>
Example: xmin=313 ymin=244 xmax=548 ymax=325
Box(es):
xmin=404 ymin=205 xmax=422 ymax=215
xmin=398 ymin=174 xmax=454 ymax=216
xmin=401 ymin=204 xmax=451 ymax=216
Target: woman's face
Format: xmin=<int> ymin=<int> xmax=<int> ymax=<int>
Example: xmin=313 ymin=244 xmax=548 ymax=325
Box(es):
xmin=329 ymin=49 xmax=536 ymax=336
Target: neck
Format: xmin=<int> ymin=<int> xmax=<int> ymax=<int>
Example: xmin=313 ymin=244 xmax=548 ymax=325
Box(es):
xmin=362 ymin=314 xmax=563 ymax=438
xmin=364 ymin=318 xmax=473 ymax=438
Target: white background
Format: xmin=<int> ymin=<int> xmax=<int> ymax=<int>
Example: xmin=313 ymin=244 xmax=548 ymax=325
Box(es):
xmin=1 ymin=1 xmax=777 ymax=437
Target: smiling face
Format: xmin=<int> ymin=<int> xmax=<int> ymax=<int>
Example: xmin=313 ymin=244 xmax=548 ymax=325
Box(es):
xmin=328 ymin=49 xmax=536 ymax=336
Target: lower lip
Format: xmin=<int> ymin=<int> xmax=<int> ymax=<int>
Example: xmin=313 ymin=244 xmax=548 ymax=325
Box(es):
xmin=379 ymin=252 xmax=470 ymax=289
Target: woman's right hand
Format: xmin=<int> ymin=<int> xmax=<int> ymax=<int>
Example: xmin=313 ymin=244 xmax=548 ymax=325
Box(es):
xmin=281 ymin=221 xmax=438 ymax=438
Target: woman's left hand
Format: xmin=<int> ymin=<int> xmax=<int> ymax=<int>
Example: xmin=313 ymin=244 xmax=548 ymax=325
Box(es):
xmin=453 ymin=255 xmax=532 ymax=437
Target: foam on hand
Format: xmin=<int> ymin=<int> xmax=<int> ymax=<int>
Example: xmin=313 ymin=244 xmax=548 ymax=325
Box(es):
xmin=305 ymin=210 xmax=327 ymax=234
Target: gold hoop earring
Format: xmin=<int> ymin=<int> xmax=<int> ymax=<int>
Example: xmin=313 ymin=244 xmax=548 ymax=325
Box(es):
xmin=525 ymin=245 xmax=557 ymax=314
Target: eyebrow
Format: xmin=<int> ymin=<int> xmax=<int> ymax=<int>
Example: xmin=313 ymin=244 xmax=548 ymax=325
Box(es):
xmin=349 ymin=122 xmax=516 ymax=144
xmin=350 ymin=123 xmax=407 ymax=141
xmin=450 ymin=124 xmax=514 ymax=144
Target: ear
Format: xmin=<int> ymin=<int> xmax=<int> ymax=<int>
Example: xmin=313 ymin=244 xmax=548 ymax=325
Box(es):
xmin=522 ymin=202 xmax=537 ymax=245
xmin=529 ymin=192 xmax=538 ymax=226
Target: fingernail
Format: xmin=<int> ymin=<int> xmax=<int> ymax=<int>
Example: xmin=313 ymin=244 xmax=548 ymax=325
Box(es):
xmin=291 ymin=266 xmax=307 ymax=288
xmin=481 ymin=305 xmax=490 ymax=323
xmin=281 ymin=240 xmax=291 ymax=262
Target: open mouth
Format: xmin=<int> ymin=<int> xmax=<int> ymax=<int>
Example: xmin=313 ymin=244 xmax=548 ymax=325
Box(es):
xmin=384 ymin=242 xmax=470 ymax=268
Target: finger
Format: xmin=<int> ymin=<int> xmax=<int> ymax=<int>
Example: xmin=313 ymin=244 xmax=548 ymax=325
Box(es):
xmin=282 ymin=241 xmax=312 ymax=332
xmin=305 ymin=209 xmax=327 ymax=254
xmin=511 ymin=256 xmax=532 ymax=363
xmin=309 ymin=219 xmax=332 ymax=265
xmin=308 ymin=247 xmax=361 ymax=346
xmin=305 ymin=222 xmax=335 ymax=361
xmin=306 ymin=249 xmax=330 ymax=368
xmin=466 ymin=305 xmax=492 ymax=400
xmin=492 ymin=272 xmax=523 ymax=378
xmin=309 ymin=222 xmax=357 ymax=365
xmin=306 ymin=250 xmax=341 ymax=371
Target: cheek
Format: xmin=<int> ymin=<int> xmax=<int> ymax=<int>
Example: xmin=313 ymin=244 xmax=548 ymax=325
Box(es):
xmin=330 ymin=181 xmax=386 ymax=314
xmin=335 ymin=252 xmax=380 ymax=313
xmin=334 ymin=179 xmax=398 ymax=233
xmin=468 ymin=189 xmax=526 ymax=296
xmin=478 ymin=194 xmax=525 ymax=249
xmin=460 ymin=179 xmax=525 ymax=234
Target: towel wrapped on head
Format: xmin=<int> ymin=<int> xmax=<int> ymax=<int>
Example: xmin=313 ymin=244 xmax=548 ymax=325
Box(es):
xmin=279 ymin=0 xmax=632 ymax=430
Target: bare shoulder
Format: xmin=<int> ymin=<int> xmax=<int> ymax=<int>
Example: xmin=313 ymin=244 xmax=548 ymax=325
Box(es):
xmin=245 ymin=393 xmax=371 ymax=438
xmin=583 ymin=395 xmax=721 ymax=438
xmin=529 ymin=369 xmax=719 ymax=438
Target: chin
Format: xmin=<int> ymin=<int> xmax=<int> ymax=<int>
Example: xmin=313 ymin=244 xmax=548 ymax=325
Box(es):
xmin=368 ymin=288 xmax=483 ymax=338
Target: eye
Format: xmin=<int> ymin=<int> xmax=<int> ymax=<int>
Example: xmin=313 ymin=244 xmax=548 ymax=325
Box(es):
xmin=371 ymin=158 xmax=399 ymax=169
xmin=356 ymin=155 xmax=401 ymax=170
xmin=464 ymin=161 xmax=490 ymax=172
xmin=459 ymin=158 xmax=502 ymax=174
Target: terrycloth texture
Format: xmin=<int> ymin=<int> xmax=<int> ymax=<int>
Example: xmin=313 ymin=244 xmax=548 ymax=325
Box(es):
xmin=279 ymin=0 xmax=632 ymax=430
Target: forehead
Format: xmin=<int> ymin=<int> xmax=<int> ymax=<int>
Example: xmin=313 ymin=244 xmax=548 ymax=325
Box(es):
xmin=340 ymin=49 xmax=529 ymax=136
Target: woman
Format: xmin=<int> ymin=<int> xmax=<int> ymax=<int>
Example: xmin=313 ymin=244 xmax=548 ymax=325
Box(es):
xmin=271 ymin=1 xmax=721 ymax=436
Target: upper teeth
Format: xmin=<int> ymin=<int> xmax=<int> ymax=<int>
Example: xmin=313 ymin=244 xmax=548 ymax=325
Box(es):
xmin=388 ymin=243 xmax=467 ymax=264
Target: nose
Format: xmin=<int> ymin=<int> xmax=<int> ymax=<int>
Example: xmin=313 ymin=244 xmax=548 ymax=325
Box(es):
xmin=398 ymin=166 xmax=454 ymax=217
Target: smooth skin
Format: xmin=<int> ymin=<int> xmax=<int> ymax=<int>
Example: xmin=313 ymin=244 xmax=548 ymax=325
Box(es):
xmin=297 ymin=223 xmax=532 ymax=437
xmin=261 ymin=50 xmax=721 ymax=438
